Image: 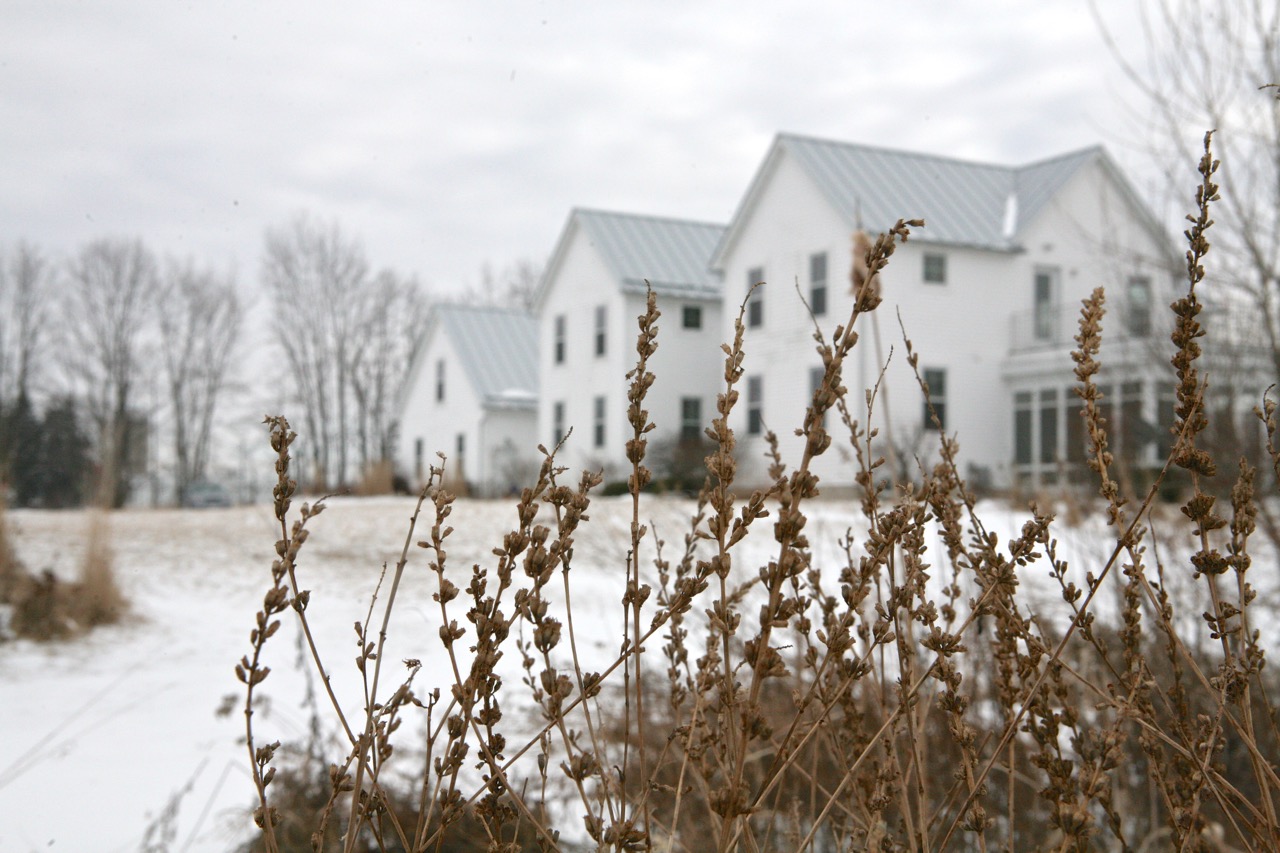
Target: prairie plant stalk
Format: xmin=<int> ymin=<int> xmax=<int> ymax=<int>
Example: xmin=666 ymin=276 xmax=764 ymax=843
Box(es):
xmin=238 ymin=136 xmax=1280 ymax=852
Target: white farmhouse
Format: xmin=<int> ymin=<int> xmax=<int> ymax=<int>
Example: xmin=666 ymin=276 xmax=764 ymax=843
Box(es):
xmin=398 ymin=304 xmax=539 ymax=496
xmin=534 ymin=209 xmax=727 ymax=483
xmin=712 ymin=133 xmax=1178 ymax=491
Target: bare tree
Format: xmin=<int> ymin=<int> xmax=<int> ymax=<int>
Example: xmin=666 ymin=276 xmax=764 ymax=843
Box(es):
xmin=349 ymin=269 xmax=430 ymax=471
xmin=61 ymin=238 xmax=157 ymax=507
xmin=261 ymin=214 xmax=369 ymax=489
xmin=156 ymin=258 xmax=243 ymax=503
xmin=0 ymin=241 xmax=52 ymax=406
xmin=1093 ymin=0 xmax=1280 ymax=379
xmin=464 ymin=258 xmax=543 ymax=309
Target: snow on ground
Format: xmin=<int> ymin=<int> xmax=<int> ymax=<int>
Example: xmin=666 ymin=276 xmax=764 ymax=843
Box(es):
xmin=0 ymin=492 xmax=1268 ymax=851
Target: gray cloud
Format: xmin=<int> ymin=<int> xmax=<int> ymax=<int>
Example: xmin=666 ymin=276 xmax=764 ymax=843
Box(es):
xmin=0 ymin=1 xmax=1148 ymax=293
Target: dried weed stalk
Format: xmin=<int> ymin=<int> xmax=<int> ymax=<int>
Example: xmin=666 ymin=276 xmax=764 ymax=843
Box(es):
xmin=239 ymin=137 xmax=1279 ymax=852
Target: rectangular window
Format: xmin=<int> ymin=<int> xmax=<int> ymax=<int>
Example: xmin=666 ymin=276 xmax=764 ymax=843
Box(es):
xmin=1039 ymin=389 xmax=1058 ymax=465
xmin=593 ymin=396 xmax=606 ymax=448
xmin=1120 ymin=380 xmax=1144 ymax=464
xmin=682 ymin=305 xmax=702 ymax=329
xmin=594 ymin=305 xmax=607 ymax=357
xmin=1014 ymin=392 xmax=1033 ymax=466
xmin=554 ymin=314 xmax=566 ymax=364
xmin=553 ymin=401 xmax=565 ymax=445
xmin=923 ymin=252 xmax=947 ymax=284
xmin=1156 ymin=386 xmax=1176 ymax=459
xmin=435 ymin=359 xmax=445 ymax=402
xmin=809 ymin=252 xmax=828 ymax=316
xmin=747 ymin=267 xmax=764 ymax=329
xmin=747 ymin=375 xmax=764 ymax=435
xmin=1066 ymin=394 xmax=1086 ymax=465
xmin=414 ymin=437 xmax=424 ymax=480
xmin=456 ymin=433 xmax=465 ymax=455
xmin=1098 ymin=384 xmax=1115 ymax=462
xmin=1034 ymin=268 xmax=1059 ymax=341
xmin=923 ymin=368 xmax=947 ymax=431
xmin=680 ymin=397 xmax=702 ymax=441
xmin=1126 ymin=276 xmax=1152 ymax=338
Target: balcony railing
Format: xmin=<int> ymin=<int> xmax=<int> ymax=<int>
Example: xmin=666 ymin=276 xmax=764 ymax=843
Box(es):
xmin=1008 ymin=298 xmax=1165 ymax=352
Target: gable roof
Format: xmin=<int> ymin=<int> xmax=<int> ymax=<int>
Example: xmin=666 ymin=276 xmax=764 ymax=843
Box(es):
xmin=410 ymin=304 xmax=538 ymax=412
xmin=535 ymin=208 xmax=726 ymax=309
xmin=712 ymin=133 xmax=1169 ymax=266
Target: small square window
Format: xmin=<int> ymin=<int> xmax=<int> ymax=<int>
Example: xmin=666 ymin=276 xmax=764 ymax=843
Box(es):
xmin=682 ymin=305 xmax=702 ymax=329
xmin=923 ymin=253 xmax=947 ymax=284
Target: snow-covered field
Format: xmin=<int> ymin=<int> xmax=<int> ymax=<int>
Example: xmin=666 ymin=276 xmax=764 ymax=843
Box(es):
xmin=0 ymin=493 xmax=1263 ymax=851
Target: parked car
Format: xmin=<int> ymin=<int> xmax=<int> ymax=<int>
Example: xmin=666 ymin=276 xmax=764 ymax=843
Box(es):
xmin=183 ymin=480 xmax=232 ymax=508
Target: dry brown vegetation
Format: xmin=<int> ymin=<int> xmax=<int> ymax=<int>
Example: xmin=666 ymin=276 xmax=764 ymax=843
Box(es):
xmin=0 ymin=502 xmax=125 ymax=641
xmin=238 ymin=134 xmax=1279 ymax=852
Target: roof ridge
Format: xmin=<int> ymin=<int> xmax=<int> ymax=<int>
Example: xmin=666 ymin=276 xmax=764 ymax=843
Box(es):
xmin=437 ymin=301 xmax=533 ymax=317
xmin=573 ymin=206 xmax=726 ymax=230
xmin=778 ymin=131 xmax=1015 ymax=172
xmin=780 ymin=131 xmax=1103 ymax=174
xmin=1016 ymin=144 xmax=1102 ymax=172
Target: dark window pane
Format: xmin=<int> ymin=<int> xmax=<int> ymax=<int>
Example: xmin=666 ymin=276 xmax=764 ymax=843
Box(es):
xmin=923 ymin=253 xmax=947 ymax=284
xmin=1015 ymin=409 xmax=1033 ymax=465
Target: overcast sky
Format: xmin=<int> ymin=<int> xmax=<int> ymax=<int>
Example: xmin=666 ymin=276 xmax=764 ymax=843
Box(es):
xmin=1 ymin=1 xmax=1152 ymax=296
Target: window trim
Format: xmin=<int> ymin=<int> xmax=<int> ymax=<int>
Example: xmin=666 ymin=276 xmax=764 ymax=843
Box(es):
xmin=809 ymin=252 xmax=828 ymax=316
xmin=922 ymin=367 xmax=947 ymax=431
xmin=593 ymin=395 xmax=606 ymax=448
xmin=747 ymin=374 xmax=764 ymax=435
xmin=552 ymin=401 xmax=565 ymax=446
xmin=1033 ymin=266 xmax=1060 ymax=341
xmin=594 ymin=305 xmax=607 ymax=357
xmin=1126 ymin=275 xmax=1152 ymax=338
xmin=747 ymin=267 xmax=764 ymax=329
xmin=680 ymin=396 xmax=702 ymax=442
xmin=923 ymin=252 xmax=947 ymax=285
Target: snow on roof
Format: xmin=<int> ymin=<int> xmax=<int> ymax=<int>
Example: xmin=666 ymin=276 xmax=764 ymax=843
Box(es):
xmin=434 ymin=304 xmax=537 ymax=408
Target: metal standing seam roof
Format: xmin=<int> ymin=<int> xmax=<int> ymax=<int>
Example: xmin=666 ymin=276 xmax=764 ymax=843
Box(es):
xmin=572 ymin=208 xmax=727 ymax=298
xmin=775 ymin=133 xmax=1103 ymax=251
xmin=434 ymin=304 xmax=538 ymax=409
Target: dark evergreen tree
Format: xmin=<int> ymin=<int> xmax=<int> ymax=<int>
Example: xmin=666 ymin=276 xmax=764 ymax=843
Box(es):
xmin=36 ymin=399 xmax=91 ymax=508
xmin=0 ymin=392 xmax=42 ymax=506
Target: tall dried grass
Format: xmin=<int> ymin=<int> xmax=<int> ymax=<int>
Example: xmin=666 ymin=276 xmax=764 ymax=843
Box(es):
xmin=0 ymin=500 xmax=125 ymax=641
xmin=238 ymin=133 xmax=1279 ymax=852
